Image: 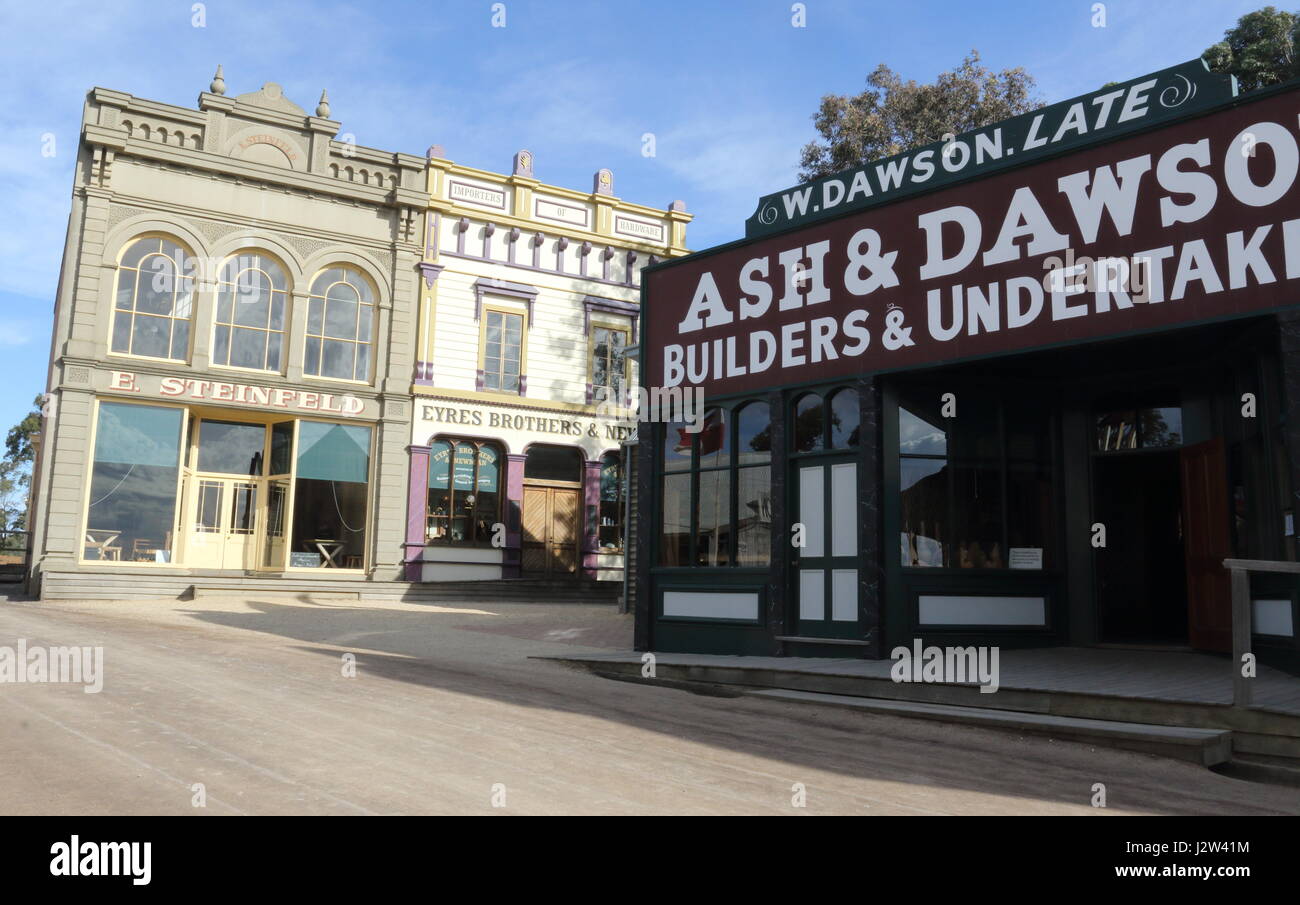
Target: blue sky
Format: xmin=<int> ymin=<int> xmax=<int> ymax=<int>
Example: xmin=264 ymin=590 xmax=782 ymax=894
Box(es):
xmin=0 ymin=0 xmax=1271 ymax=437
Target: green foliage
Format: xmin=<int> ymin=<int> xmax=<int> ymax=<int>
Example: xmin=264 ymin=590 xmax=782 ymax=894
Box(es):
xmin=1204 ymin=6 xmax=1300 ymax=92
xmin=798 ymin=51 xmax=1041 ymax=181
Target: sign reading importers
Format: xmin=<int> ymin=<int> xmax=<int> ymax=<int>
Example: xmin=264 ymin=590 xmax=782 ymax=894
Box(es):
xmin=448 ymin=180 xmax=507 ymax=210
xmin=645 ymin=83 xmax=1300 ymax=398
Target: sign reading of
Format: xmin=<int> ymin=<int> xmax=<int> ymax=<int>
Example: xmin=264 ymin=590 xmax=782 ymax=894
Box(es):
xmin=646 ymin=85 xmax=1300 ymax=397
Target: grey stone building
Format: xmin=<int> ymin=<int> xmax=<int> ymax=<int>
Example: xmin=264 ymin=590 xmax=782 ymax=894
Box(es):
xmin=28 ymin=70 xmax=425 ymax=598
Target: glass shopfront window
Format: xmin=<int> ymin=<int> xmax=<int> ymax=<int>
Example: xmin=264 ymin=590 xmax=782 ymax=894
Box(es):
xmin=598 ymin=452 xmax=624 ymax=553
xmin=427 ymin=440 xmax=502 ymax=545
xmin=659 ymin=402 xmax=772 ymax=568
xmin=290 ymin=421 xmax=371 ymax=569
xmin=899 ymin=391 xmax=1053 ymax=570
xmin=83 ymin=402 xmax=183 ymax=563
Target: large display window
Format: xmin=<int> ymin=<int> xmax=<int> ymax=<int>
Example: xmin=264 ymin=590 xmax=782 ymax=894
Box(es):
xmin=426 ymin=439 xmax=502 ymax=545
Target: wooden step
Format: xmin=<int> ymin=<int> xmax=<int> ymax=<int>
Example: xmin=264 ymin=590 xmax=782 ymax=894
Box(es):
xmin=748 ymin=688 xmax=1233 ymax=766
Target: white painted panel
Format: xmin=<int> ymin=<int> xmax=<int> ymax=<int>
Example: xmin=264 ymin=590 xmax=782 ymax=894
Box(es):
xmin=799 ymin=466 xmax=824 ymax=557
xmin=831 ymin=463 xmax=856 ymax=557
xmin=831 ymin=569 xmax=857 ymax=621
xmin=799 ymin=569 xmax=824 ymax=621
xmin=918 ymin=595 xmax=1046 ymax=626
xmin=662 ymin=591 xmax=759 ymax=621
xmin=1253 ymin=599 xmax=1295 ymax=637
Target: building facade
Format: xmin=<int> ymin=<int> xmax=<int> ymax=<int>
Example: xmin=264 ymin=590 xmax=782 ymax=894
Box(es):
xmin=28 ymin=72 xmax=425 ymax=597
xmin=637 ymin=61 xmax=1300 ymax=668
xmin=405 ymin=150 xmax=690 ymax=581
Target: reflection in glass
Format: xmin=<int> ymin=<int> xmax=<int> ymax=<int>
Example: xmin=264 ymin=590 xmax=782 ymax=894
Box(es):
xmin=659 ymin=472 xmax=691 ymax=566
xmin=291 ymin=422 xmax=371 ymax=568
xmin=794 ymin=394 xmax=824 ymax=451
xmin=736 ymin=465 xmax=771 ymax=566
xmin=900 ymin=458 xmax=946 ymax=567
xmin=84 ymin=403 xmax=182 ymax=563
xmin=697 ymin=408 xmax=729 ymax=469
xmin=197 ymin=421 xmax=265 ymax=475
xmin=829 ymin=389 xmax=860 ymax=448
xmin=696 ymin=469 xmax=731 ymax=566
xmin=899 ymin=406 xmax=947 ymax=455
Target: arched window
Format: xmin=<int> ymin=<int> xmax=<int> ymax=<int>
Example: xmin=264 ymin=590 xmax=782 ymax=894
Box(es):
xmin=213 ymin=252 xmax=288 ymax=371
xmin=306 ymin=267 xmax=377 ymax=381
xmin=427 ymin=439 xmax=502 ymax=545
xmin=793 ymin=393 xmax=825 ymax=451
xmin=111 ymin=236 xmax=196 ymax=361
xmin=829 ymin=388 xmax=861 ymax=448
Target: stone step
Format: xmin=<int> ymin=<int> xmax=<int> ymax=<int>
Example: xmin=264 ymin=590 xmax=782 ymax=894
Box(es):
xmin=749 ymin=688 xmax=1234 ymax=766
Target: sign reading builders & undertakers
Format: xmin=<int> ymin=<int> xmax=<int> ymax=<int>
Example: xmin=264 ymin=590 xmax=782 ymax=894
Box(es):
xmin=645 ymin=73 xmax=1300 ymax=397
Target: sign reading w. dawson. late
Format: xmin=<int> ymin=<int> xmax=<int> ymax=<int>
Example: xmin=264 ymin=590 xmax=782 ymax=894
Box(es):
xmin=745 ymin=60 xmax=1236 ymax=239
xmin=646 ymin=81 xmax=1300 ymax=398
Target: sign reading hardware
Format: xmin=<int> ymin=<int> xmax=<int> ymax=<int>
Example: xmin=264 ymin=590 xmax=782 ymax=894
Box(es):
xmin=745 ymin=60 xmax=1236 ymax=238
xmin=646 ymin=84 xmax=1300 ymax=397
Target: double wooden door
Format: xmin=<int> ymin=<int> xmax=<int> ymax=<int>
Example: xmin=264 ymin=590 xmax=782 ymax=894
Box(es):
xmin=522 ymin=485 xmax=580 ymax=575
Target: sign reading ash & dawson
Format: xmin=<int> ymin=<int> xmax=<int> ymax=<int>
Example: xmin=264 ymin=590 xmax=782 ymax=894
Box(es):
xmin=646 ymin=80 xmax=1300 ymax=398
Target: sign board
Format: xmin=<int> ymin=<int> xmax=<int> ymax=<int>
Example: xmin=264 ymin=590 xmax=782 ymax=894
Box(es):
xmin=746 ymin=59 xmax=1236 ymax=239
xmin=290 ymin=551 xmax=322 ymax=568
xmin=646 ymin=83 xmax=1300 ymax=398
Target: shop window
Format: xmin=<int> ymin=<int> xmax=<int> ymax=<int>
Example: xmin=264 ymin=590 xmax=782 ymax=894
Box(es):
xmin=196 ymin=420 xmax=265 ymax=475
xmin=658 ymin=403 xmax=771 ymax=568
xmin=598 ymin=452 xmax=624 ymax=552
xmin=1094 ymin=407 xmax=1182 ymax=451
xmin=482 ymin=310 xmax=523 ymax=393
xmin=213 ymin=253 xmax=288 ymax=372
xmin=427 ymin=440 xmax=502 ymax=545
xmin=305 ymin=267 xmax=376 ymax=382
xmin=899 ymin=392 xmax=1052 ymax=570
xmin=111 ymin=237 xmax=195 ymax=361
xmin=83 ymin=402 xmax=183 ymax=563
xmin=591 ymin=326 xmax=629 ymax=404
xmin=290 ymin=421 xmax=371 ymax=569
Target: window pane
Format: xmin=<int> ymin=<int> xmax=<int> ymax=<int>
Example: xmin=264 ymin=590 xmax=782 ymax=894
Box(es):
xmin=737 ymin=402 xmax=771 ymax=464
xmin=830 ymin=388 xmax=861 ymax=448
xmin=111 ymin=313 xmax=131 ymax=353
xmin=696 ymin=469 xmax=731 ymax=565
xmin=270 ymin=422 xmax=293 ymax=475
xmin=1007 ymin=461 xmax=1052 ymax=569
xmin=198 ymin=420 xmax=265 ymax=475
xmin=524 ymin=444 xmax=581 ymax=481
xmin=297 ymin=422 xmax=370 ymax=483
xmin=307 ymin=297 xmax=324 ymax=335
xmin=304 ymin=336 xmax=321 ymax=376
xmin=736 ymin=464 xmax=771 ymax=566
xmin=119 ymin=238 xmax=157 ymax=269
xmin=84 ymin=403 xmax=182 ymax=563
xmin=267 ymin=332 xmax=283 ymax=371
xmin=1141 ymin=407 xmax=1182 ymax=447
xmin=232 ymin=271 xmax=271 ymax=327
xmin=663 ymin=421 xmax=692 ymax=472
xmin=131 ymin=314 xmax=171 ymax=358
xmin=899 ymin=404 xmax=947 ymax=455
xmin=794 ymin=394 xmax=824 ymax=451
xmin=953 ymin=462 xmax=1002 ymax=569
xmin=698 ymin=408 xmax=729 ymax=469
xmin=230 ymin=327 xmax=266 ymax=369
xmin=322 ymin=339 xmax=353 ymax=379
xmin=901 ymin=458 xmax=947 ymax=567
xmin=324 ymin=297 xmax=358 ymax=340
xmin=354 ymin=342 xmax=370 ymax=381
xmin=659 ymin=472 xmax=691 ymax=566
xmin=136 ymin=257 xmax=175 ymax=315
xmin=170 ymin=318 xmax=190 ymax=361
xmin=213 ymin=324 xmax=231 ymax=365
xmin=115 ymin=269 xmax=137 ymax=309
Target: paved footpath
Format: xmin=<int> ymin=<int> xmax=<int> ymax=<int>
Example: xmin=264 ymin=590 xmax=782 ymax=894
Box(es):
xmin=0 ymin=594 xmax=1297 ymax=815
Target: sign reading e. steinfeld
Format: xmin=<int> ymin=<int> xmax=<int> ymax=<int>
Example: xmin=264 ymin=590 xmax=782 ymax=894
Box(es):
xmin=646 ymin=82 xmax=1300 ymax=398
xmin=745 ymin=59 xmax=1237 ymax=239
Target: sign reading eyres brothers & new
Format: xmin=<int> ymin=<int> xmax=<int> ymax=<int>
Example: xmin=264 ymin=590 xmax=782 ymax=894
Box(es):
xmin=646 ymin=81 xmax=1300 ymax=398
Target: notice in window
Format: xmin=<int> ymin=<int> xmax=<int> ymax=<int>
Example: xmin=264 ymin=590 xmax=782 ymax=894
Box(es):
xmin=1008 ymin=547 xmax=1043 ymax=570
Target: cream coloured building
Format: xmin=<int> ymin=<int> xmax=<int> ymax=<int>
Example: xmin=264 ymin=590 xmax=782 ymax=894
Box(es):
xmin=406 ymin=150 xmax=691 ymax=581
xmin=28 ymin=71 xmax=425 ymax=598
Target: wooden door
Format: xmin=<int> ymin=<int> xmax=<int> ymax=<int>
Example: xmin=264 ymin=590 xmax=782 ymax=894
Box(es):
xmin=793 ymin=457 xmax=861 ymax=637
xmin=522 ymin=486 xmax=580 ymax=576
xmin=1180 ymin=438 xmax=1232 ymax=652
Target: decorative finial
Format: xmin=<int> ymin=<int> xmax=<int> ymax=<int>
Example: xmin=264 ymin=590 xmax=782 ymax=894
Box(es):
xmin=669 ymin=199 xmax=686 ymax=212
xmin=427 ymin=144 xmax=446 ymax=160
xmin=210 ymin=64 xmax=226 ymax=96
xmin=316 ymin=90 xmax=331 ymax=118
xmin=594 ymin=168 xmax=614 ymax=196
xmin=513 ymin=150 xmax=534 ymax=177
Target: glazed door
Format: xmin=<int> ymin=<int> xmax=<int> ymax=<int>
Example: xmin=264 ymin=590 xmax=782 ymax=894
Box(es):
xmin=1181 ymin=438 xmax=1232 ymax=652
xmin=521 ymin=486 xmax=580 ymax=576
xmin=186 ymin=477 xmax=260 ymax=570
xmin=793 ymin=456 xmax=860 ymax=637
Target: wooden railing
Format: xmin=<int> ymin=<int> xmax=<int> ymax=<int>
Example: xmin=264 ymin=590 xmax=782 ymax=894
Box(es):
xmin=1222 ymin=557 xmax=1300 ymax=707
